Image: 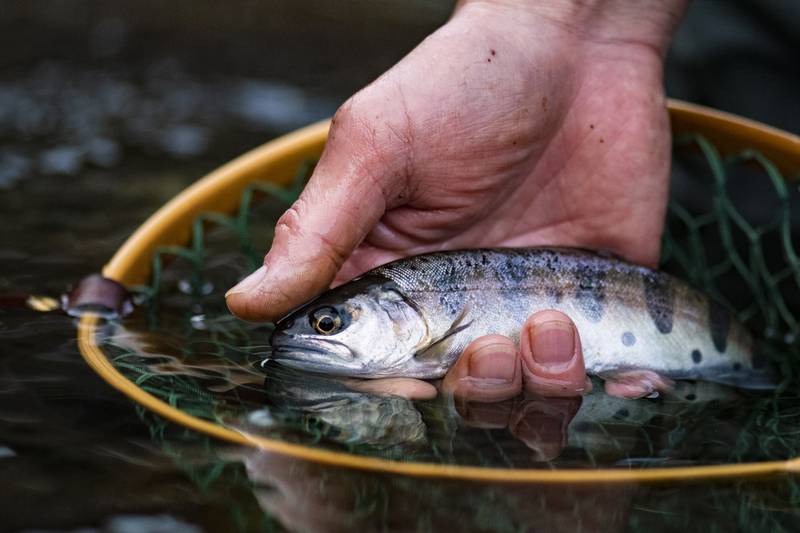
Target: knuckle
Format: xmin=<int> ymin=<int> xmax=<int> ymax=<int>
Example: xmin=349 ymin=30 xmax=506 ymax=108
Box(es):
xmin=330 ymin=98 xmax=354 ymax=131
xmin=330 ymin=94 xmax=371 ymax=138
xmin=274 ymin=200 xmax=305 ymax=240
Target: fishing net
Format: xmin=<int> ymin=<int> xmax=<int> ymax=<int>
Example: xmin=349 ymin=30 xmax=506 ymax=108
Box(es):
xmin=94 ymin=132 xmax=800 ymax=530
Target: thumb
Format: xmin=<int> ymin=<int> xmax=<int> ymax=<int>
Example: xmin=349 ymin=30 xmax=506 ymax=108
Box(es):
xmin=225 ymin=104 xmax=404 ymax=322
xmin=520 ymin=310 xmax=592 ymax=397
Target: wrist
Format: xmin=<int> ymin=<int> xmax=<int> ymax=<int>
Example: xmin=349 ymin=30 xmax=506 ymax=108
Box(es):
xmin=459 ymin=0 xmax=686 ymax=57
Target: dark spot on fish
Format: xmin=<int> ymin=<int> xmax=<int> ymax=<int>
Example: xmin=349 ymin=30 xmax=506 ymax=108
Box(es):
xmin=685 ymin=393 xmax=696 ymax=401
xmin=547 ymin=285 xmax=563 ymax=304
xmin=642 ymin=271 xmax=674 ymax=334
xmin=590 ymin=124 xmax=594 ymax=129
xmin=439 ymin=261 xmax=458 ymax=285
xmin=599 ymin=138 xmax=604 ymax=143
xmin=574 ymin=263 xmax=606 ymax=322
xmin=613 ymin=408 xmax=629 ymax=420
xmin=732 ymin=362 xmax=742 ymax=372
xmin=438 ymin=294 xmax=460 ymax=317
xmin=622 ymin=331 xmax=636 ymax=347
xmin=481 ymin=254 xmax=489 ymax=266
xmin=708 ymin=300 xmax=730 ymax=353
xmin=691 ymin=349 xmax=702 ymax=364
xmin=503 ymin=256 xmax=528 ymax=283
xmin=490 ymin=49 xmax=496 ymax=56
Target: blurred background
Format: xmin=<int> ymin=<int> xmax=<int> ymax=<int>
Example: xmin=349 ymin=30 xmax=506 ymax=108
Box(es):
xmin=0 ymin=1 xmax=797 ymax=531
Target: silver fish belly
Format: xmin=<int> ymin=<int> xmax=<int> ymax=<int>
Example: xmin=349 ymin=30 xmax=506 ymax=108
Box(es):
xmin=270 ymin=248 xmax=774 ymax=389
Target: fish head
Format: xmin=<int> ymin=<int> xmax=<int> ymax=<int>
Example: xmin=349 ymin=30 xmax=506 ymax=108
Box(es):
xmin=269 ymin=275 xmax=428 ymax=377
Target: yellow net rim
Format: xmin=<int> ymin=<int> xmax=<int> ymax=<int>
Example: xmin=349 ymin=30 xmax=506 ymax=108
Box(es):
xmin=79 ymin=100 xmax=800 ymax=484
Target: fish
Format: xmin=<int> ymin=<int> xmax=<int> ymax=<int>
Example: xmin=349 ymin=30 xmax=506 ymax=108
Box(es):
xmin=269 ymin=247 xmax=776 ymax=389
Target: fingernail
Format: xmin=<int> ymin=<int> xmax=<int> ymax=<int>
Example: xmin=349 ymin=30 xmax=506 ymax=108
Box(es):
xmin=225 ymin=265 xmax=267 ymax=298
xmin=469 ymin=343 xmax=517 ymax=382
xmin=529 ymin=320 xmax=575 ymax=367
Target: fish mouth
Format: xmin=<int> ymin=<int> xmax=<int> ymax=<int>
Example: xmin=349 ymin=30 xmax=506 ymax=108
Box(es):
xmin=269 ymin=338 xmax=355 ymax=362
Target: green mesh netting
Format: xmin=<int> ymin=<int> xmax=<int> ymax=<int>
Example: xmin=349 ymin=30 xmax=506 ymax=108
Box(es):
xmin=664 ymin=134 xmax=799 ymax=346
xmin=96 ymin=133 xmax=800 ymax=530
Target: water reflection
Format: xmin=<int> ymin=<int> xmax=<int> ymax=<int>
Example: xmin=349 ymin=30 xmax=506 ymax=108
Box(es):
xmin=102 ymin=315 xmax=780 ymax=471
xmin=225 ymin=443 xmax=800 ymax=532
xmin=233 ymin=448 xmax=634 ymax=533
xmin=244 ymin=363 xmax=428 ymax=449
xmin=238 ymin=362 xmax=744 ymax=468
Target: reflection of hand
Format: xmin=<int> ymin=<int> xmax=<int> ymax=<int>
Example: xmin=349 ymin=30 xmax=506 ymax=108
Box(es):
xmin=354 ymin=309 xmax=673 ymax=459
xmin=226 ymin=0 xmax=685 ymax=322
xmin=442 ymin=309 xmax=586 ymax=460
xmin=454 ymin=394 xmax=582 ymax=462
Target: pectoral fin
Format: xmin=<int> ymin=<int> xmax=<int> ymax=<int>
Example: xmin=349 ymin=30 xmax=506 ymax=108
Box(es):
xmin=414 ymin=305 xmax=473 ymax=362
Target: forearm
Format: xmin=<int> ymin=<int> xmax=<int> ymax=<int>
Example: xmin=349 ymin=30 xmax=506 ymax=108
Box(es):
xmin=457 ymin=0 xmax=687 ymax=56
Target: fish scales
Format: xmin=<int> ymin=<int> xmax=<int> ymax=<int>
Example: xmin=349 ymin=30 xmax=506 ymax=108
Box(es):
xmin=376 ymin=248 xmax=753 ymax=383
xmin=270 ymin=248 xmax=774 ymax=389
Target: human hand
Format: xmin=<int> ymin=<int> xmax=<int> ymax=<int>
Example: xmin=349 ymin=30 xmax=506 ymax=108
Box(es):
xmin=226 ymin=0 xmax=685 ymax=322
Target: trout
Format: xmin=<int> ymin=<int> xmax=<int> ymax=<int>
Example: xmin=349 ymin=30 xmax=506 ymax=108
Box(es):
xmin=269 ymin=248 xmax=775 ymax=389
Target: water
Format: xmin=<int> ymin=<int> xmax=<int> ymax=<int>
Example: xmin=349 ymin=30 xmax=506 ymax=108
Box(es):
xmin=101 ymin=309 xmax=799 ymax=471
xmin=2 ymin=2 xmax=800 ymax=532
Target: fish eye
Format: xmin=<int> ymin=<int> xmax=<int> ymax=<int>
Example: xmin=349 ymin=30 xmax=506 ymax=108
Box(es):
xmin=310 ymin=307 xmax=342 ymax=335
